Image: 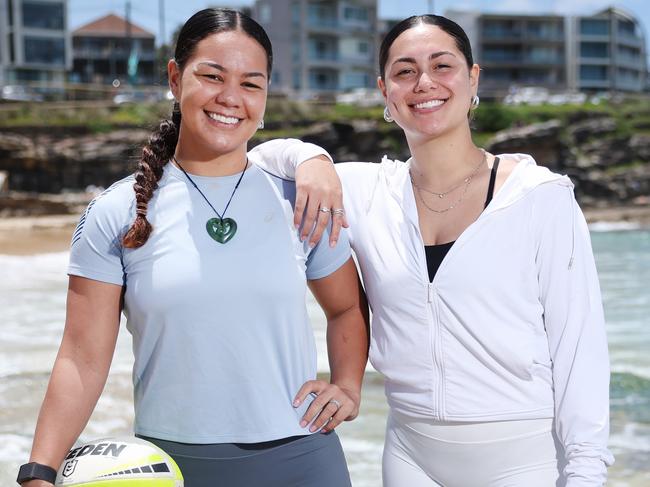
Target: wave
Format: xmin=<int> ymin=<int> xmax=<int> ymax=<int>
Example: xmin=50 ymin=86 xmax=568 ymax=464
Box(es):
xmin=589 ymin=221 xmax=643 ymax=232
xmin=610 ymin=372 xmax=650 ymax=426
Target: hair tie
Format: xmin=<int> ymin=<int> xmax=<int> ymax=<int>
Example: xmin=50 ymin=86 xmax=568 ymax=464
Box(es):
xmin=136 ymin=201 xmax=148 ymax=216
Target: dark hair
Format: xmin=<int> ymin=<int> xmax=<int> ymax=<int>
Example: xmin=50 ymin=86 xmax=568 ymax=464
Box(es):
xmin=379 ymin=15 xmax=474 ymax=80
xmin=123 ymin=8 xmax=273 ymax=248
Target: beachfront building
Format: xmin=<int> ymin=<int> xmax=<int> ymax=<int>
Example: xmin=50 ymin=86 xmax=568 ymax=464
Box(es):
xmin=446 ymin=7 xmax=648 ymax=98
xmin=70 ymin=14 xmax=156 ymax=86
xmin=570 ymin=7 xmax=647 ymax=93
xmin=253 ymin=0 xmax=379 ymax=98
xmin=0 ymin=0 xmax=71 ymax=88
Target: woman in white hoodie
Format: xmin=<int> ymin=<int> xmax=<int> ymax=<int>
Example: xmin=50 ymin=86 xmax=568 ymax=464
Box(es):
xmin=253 ymin=14 xmax=613 ymax=487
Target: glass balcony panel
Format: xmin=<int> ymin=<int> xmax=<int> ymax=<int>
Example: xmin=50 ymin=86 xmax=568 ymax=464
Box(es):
xmin=22 ymin=1 xmax=64 ymax=30
xmin=24 ymin=36 xmax=65 ymax=65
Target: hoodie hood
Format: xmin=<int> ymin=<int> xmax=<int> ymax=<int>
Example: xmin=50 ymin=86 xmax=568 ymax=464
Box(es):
xmin=371 ymin=153 xmax=577 ymax=269
xmin=376 ymin=153 xmax=572 ymax=214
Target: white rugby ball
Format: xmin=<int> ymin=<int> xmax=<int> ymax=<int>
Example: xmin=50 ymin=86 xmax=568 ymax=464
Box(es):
xmin=55 ymin=436 xmax=183 ymax=486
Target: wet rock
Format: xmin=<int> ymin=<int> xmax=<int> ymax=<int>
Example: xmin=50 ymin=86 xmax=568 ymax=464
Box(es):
xmin=486 ymin=120 xmax=571 ymax=171
xmin=567 ymin=117 xmax=617 ymax=144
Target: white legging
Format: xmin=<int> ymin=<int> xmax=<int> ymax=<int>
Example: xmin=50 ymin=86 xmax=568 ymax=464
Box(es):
xmin=383 ymin=410 xmax=564 ymax=487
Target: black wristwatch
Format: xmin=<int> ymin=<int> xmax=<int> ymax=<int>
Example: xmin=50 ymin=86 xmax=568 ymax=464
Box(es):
xmin=16 ymin=462 xmax=58 ymax=485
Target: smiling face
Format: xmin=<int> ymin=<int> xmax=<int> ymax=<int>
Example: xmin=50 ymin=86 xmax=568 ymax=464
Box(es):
xmin=378 ymin=23 xmax=479 ymax=144
xmin=168 ymin=29 xmax=268 ymax=162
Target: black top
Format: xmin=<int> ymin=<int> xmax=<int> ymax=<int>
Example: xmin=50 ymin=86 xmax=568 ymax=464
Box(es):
xmin=424 ymin=157 xmax=500 ymax=282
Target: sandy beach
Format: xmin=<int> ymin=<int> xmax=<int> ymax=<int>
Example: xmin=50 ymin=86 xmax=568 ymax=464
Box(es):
xmin=0 ymin=215 xmax=78 ymax=255
xmin=1 ymin=205 xmax=648 ymax=255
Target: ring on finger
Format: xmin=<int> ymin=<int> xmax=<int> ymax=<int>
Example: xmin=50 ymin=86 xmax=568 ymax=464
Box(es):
xmin=328 ymin=399 xmax=342 ymax=409
xmin=319 ymin=207 xmax=331 ymax=213
xmin=331 ymin=208 xmax=345 ymax=216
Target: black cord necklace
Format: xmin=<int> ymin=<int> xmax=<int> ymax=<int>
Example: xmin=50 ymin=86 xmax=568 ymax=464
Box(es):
xmin=173 ymin=155 xmax=248 ymax=244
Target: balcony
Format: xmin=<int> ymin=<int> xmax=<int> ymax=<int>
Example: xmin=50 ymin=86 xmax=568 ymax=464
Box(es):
xmin=524 ymin=31 xmax=564 ymax=42
xmin=616 ymin=34 xmax=644 ymax=49
xmin=482 ymin=52 xmax=563 ymax=66
xmin=73 ymin=48 xmax=155 ymax=62
xmin=482 ymin=28 xmax=523 ymax=41
xmin=308 ymin=17 xmax=338 ymax=29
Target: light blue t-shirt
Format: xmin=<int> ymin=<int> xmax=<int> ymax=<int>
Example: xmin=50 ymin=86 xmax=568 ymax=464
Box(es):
xmin=68 ymin=162 xmax=350 ymax=443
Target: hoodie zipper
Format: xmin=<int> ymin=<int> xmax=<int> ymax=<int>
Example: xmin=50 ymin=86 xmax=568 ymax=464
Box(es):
xmin=413 ymin=226 xmax=445 ymax=421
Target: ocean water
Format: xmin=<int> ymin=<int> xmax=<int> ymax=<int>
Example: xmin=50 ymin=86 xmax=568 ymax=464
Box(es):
xmin=1 ymin=229 xmax=648 ymax=486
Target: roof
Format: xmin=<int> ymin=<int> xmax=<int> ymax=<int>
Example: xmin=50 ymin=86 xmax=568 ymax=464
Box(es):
xmin=73 ymin=14 xmax=154 ymax=39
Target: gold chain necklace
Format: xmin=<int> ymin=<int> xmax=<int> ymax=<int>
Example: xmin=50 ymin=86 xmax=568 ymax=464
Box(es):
xmin=410 ymin=150 xmax=487 ymax=214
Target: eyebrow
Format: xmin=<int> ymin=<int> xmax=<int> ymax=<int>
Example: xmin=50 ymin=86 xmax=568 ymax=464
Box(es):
xmin=392 ymin=51 xmax=456 ymax=66
xmin=197 ymin=61 xmax=266 ymax=79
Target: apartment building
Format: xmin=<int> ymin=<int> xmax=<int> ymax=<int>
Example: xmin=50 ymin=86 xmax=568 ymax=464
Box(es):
xmin=447 ymin=7 xmax=648 ymax=96
xmin=253 ymin=0 xmax=378 ymax=98
xmin=70 ymin=14 xmax=156 ymax=86
xmin=570 ymin=7 xmax=647 ymax=92
xmin=0 ymin=0 xmax=71 ymax=87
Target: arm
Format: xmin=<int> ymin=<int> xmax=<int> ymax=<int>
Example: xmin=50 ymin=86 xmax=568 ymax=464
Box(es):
xmin=294 ymin=258 xmax=369 ymax=433
xmin=22 ymin=277 xmax=123 ymax=487
xmin=249 ymin=138 xmax=347 ymax=247
xmin=248 ymin=138 xmax=332 ymax=179
xmin=536 ymin=186 xmax=614 ymax=486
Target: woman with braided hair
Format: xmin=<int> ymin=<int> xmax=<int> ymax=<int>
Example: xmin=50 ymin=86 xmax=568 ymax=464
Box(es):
xmin=18 ymin=8 xmax=368 ymax=487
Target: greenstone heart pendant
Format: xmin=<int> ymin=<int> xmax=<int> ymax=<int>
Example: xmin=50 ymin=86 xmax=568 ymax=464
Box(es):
xmin=206 ymin=217 xmax=237 ymax=244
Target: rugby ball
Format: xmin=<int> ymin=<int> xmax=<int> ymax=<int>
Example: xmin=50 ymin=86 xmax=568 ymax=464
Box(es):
xmin=55 ymin=436 xmax=183 ymax=486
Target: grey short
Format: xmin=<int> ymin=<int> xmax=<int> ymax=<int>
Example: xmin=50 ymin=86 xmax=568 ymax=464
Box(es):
xmin=139 ymin=432 xmax=352 ymax=487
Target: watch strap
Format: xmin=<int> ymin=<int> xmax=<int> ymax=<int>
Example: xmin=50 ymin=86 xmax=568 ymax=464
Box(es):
xmin=16 ymin=462 xmax=58 ymax=485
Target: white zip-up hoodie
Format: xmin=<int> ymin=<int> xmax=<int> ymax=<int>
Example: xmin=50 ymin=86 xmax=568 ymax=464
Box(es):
xmin=250 ymin=142 xmax=614 ymax=486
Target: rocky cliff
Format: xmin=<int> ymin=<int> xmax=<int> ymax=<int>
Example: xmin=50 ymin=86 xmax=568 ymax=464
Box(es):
xmin=1 ymin=113 xmax=648 ymax=215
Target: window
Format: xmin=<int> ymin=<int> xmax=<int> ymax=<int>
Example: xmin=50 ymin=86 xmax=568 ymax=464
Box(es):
xmin=344 ymin=6 xmax=368 ymax=22
xmin=580 ymin=19 xmax=609 ymax=36
xmin=7 ymin=0 xmax=14 ymax=26
xmin=618 ymin=45 xmax=640 ymax=63
xmin=308 ymin=69 xmax=338 ymax=90
xmin=342 ymin=71 xmax=369 ymax=89
xmin=528 ymin=46 xmax=561 ymax=63
xmin=308 ymin=37 xmax=337 ymax=60
xmin=358 ymin=41 xmax=369 ymax=54
xmin=580 ymin=42 xmax=608 ymax=58
xmin=483 ymin=46 xmax=520 ymax=62
xmin=308 ymin=4 xmax=337 ymax=27
xmin=22 ymin=1 xmax=65 ymax=30
xmin=9 ymin=34 xmax=15 ymax=63
xmin=24 ymin=37 xmax=65 ymax=65
xmin=482 ymin=20 xmax=521 ymax=39
xmin=617 ymin=67 xmax=638 ymax=81
xmin=526 ymin=21 xmax=562 ymax=40
xmin=580 ymin=65 xmax=608 ymax=81
xmin=618 ymin=20 xmax=637 ymax=37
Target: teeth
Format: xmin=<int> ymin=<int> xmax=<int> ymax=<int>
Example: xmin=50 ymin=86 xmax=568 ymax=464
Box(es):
xmin=207 ymin=112 xmax=240 ymax=124
xmin=414 ymin=99 xmax=445 ymax=109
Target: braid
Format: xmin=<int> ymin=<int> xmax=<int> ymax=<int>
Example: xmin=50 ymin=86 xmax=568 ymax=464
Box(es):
xmin=122 ymin=103 xmax=181 ymax=248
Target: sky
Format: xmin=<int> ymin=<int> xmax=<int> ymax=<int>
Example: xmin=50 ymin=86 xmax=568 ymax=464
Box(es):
xmin=68 ymin=0 xmax=650 ymax=46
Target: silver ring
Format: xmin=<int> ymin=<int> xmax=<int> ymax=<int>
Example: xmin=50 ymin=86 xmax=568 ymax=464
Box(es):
xmin=331 ymin=208 xmax=345 ymax=215
xmin=319 ymin=207 xmax=331 ymax=213
xmin=328 ymin=399 xmax=342 ymax=409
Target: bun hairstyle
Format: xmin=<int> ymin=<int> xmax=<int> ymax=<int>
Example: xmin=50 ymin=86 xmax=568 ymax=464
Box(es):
xmin=378 ymin=14 xmax=474 ymax=80
xmin=122 ymin=8 xmax=273 ymax=248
